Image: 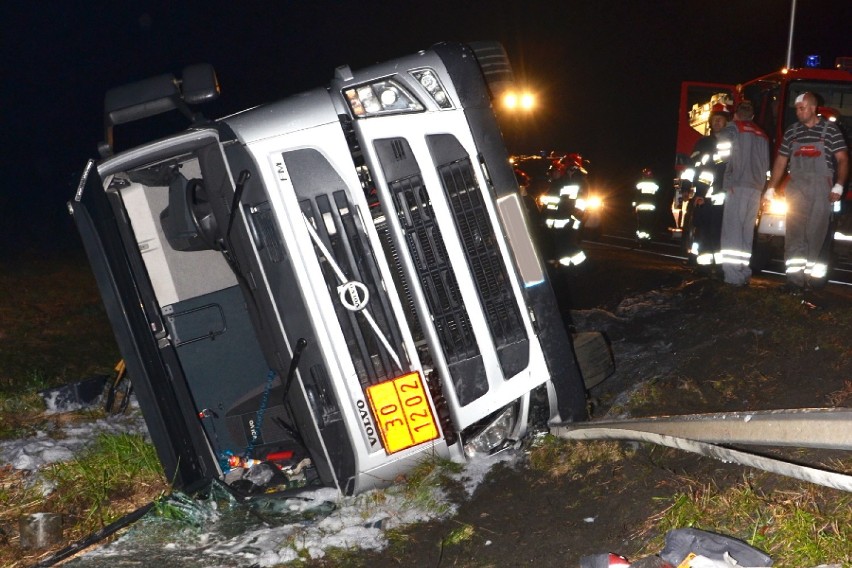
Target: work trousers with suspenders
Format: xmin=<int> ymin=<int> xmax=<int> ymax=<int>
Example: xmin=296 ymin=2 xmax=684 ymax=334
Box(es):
xmin=785 ymin=122 xmax=833 ymax=287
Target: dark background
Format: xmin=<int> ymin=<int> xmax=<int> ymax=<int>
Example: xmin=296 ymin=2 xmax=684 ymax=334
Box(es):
xmin=3 ymin=0 xmax=850 ymax=253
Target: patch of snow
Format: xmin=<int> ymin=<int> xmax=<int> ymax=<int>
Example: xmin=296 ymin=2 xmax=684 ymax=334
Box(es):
xmin=571 ymin=307 xmax=627 ymax=332
xmin=4 ymin=288 xmax=677 ymax=565
xmin=74 ymin=454 xmax=519 ymax=566
xmin=0 ymin=409 xmax=149 ymax=471
xmin=456 ymin=449 xmax=518 ymax=497
xmin=1 ymin=395 xmax=522 ymax=566
xmin=614 ymin=289 xmax=678 ymax=318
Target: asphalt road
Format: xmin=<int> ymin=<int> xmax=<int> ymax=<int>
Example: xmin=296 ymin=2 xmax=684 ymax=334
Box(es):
xmin=545 ymin=223 xmax=852 ymax=315
xmin=578 ymin=204 xmax=852 ymax=293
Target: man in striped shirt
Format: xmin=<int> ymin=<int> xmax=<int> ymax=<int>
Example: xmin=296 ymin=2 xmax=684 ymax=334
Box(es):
xmin=765 ymin=92 xmax=849 ymax=292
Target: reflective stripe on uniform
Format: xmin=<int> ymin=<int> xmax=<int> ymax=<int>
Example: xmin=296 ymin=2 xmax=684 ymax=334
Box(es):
xmin=697 ymin=253 xmax=714 ymax=265
xmin=636 ymin=181 xmax=659 ymax=193
xmin=720 ymin=249 xmax=751 ymax=266
xmin=805 ymin=262 xmax=828 ymax=279
xmin=785 ymin=257 xmax=807 ymax=274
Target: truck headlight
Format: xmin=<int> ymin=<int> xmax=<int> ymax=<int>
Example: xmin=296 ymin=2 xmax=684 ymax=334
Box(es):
xmin=410 ymin=69 xmax=453 ymax=109
xmin=577 ymin=196 xmax=603 ymax=211
xmin=344 ymin=79 xmax=424 ymax=117
xmin=463 ymin=404 xmax=517 ymax=458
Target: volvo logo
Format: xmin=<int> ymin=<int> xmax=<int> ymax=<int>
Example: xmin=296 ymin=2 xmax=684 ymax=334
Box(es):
xmin=338 ymin=280 xmax=370 ymax=312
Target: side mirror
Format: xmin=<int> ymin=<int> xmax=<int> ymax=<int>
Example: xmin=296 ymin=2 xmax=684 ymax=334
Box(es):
xmin=181 ymin=64 xmax=220 ymax=105
xmin=104 ymin=73 xmax=183 ymax=129
xmin=99 ymin=64 xmax=220 ymax=157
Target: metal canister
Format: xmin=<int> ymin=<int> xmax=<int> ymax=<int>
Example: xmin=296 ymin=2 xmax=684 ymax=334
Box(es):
xmin=19 ymin=512 xmax=63 ymax=549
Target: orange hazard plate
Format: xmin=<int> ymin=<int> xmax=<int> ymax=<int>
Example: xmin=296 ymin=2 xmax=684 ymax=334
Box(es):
xmin=366 ymin=372 xmax=439 ymax=454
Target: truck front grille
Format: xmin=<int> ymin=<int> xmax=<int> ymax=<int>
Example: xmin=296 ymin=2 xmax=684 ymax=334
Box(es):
xmin=301 ymin=192 xmax=407 ymax=387
xmin=283 ymin=147 xmax=408 ymax=390
xmin=388 ymin=174 xmax=488 ymax=406
xmin=435 ymin=158 xmax=529 ymax=378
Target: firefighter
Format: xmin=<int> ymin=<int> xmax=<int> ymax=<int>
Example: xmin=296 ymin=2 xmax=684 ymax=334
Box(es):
xmin=688 ymin=102 xmax=733 ymax=270
xmin=538 ymin=152 xmax=587 ymax=267
xmin=719 ymin=100 xmax=770 ymax=286
xmin=633 ymin=168 xmax=659 ymax=242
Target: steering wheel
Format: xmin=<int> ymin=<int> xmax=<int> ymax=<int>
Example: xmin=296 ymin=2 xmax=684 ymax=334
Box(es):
xmin=186 ymin=178 xmax=219 ymax=249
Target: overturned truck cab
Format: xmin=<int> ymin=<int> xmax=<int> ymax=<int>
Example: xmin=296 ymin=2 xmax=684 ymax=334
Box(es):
xmin=69 ymin=42 xmax=588 ymax=496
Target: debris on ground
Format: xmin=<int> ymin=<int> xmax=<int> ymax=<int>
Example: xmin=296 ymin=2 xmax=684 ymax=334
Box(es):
xmin=581 ymin=527 xmax=772 ymax=567
xmin=38 ymin=375 xmax=108 ymax=414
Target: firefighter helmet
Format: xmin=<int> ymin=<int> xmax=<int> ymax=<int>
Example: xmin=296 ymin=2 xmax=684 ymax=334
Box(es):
xmin=710 ymin=102 xmax=733 ymax=119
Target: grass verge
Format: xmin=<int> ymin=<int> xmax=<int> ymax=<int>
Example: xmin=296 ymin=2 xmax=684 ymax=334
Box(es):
xmin=0 ymin=429 xmax=168 ymax=567
xmin=0 ymin=251 xmax=165 ymax=566
xmin=634 ymin=472 xmax=852 ymax=566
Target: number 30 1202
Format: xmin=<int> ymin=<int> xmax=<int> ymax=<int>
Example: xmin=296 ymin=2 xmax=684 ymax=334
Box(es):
xmin=366 ymin=372 xmax=439 ymax=454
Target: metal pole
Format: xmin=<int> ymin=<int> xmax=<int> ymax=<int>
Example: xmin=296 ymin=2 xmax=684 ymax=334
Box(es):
xmin=785 ymin=0 xmax=797 ymax=68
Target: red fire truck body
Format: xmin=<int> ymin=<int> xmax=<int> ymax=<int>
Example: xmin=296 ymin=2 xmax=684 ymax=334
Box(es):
xmin=676 ymin=62 xmax=852 ymax=170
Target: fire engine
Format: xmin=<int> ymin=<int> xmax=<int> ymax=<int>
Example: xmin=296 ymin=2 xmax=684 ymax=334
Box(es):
xmin=673 ymin=56 xmax=852 ymax=270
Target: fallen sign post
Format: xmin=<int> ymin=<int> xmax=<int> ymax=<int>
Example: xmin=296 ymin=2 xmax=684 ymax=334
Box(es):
xmin=551 ymin=407 xmax=852 ymax=492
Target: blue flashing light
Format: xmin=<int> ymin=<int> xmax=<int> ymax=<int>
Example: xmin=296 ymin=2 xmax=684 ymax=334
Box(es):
xmin=805 ymin=55 xmax=821 ymax=68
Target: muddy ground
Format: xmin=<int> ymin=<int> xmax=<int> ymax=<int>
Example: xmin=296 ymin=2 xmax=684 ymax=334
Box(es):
xmin=315 ymin=242 xmax=852 ymax=567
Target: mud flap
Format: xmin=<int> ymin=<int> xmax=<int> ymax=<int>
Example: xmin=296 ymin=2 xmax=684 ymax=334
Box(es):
xmin=572 ymin=332 xmax=614 ymax=389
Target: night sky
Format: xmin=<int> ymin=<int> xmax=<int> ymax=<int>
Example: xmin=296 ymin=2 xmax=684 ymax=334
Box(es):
xmin=3 ymin=0 xmax=850 ymax=252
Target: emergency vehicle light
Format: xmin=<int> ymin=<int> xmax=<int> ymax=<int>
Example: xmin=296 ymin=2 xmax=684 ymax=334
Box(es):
xmin=577 ymin=195 xmax=603 ymax=211
xmin=805 ymin=55 xmax=821 ymax=68
xmin=766 ymin=198 xmax=788 ymax=216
